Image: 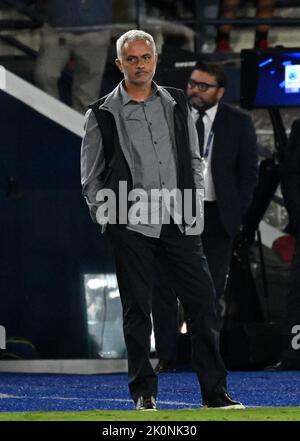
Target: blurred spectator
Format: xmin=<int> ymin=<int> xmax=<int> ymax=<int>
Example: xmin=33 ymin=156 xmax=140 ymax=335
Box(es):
xmin=113 ymin=0 xmax=195 ymax=54
xmin=196 ymin=0 xmax=220 ymax=53
xmin=215 ymin=0 xmax=275 ymax=52
xmin=34 ymin=0 xmax=112 ymax=113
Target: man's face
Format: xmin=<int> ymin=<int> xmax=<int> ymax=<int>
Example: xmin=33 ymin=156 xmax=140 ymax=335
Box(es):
xmin=187 ymin=69 xmax=225 ymax=111
xmin=115 ymin=39 xmax=158 ymax=87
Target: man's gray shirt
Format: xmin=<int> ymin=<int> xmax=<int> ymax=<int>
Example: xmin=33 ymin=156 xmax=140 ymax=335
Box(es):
xmin=119 ymin=84 xmax=177 ymax=237
xmin=81 ymin=82 xmax=204 ymax=237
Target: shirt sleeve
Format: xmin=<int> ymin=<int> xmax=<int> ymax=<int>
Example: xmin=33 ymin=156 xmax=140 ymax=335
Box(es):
xmin=81 ymin=108 xmax=106 ymax=222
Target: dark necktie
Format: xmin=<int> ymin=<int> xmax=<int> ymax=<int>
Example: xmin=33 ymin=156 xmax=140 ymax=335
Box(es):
xmin=196 ymin=110 xmax=206 ymax=156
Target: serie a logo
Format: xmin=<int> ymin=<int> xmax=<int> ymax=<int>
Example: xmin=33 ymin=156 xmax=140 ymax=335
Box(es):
xmin=0 ymin=325 xmax=6 ymax=350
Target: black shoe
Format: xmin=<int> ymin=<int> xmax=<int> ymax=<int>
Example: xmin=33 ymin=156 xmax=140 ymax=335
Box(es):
xmin=135 ymin=396 xmax=157 ymax=411
xmin=154 ymin=360 xmax=176 ymax=374
xmin=204 ymin=393 xmax=245 ymax=410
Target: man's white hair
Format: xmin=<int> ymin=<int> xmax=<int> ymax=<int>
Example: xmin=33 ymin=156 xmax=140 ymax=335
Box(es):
xmin=116 ymin=29 xmax=156 ymax=58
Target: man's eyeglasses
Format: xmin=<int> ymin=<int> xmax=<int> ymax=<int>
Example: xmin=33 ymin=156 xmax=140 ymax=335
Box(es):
xmin=187 ymin=79 xmax=219 ymax=92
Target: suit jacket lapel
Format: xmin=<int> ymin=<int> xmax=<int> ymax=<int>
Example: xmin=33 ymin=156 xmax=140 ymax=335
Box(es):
xmin=211 ymin=102 xmax=226 ymax=167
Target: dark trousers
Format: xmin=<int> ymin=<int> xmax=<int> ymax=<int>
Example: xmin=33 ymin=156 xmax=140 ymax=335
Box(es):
xmin=201 ymin=202 xmax=233 ymax=299
xmin=107 ymin=223 xmax=227 ymax=403
xmin=152 ymin=202 xmax=233 ymax=363
xmin=152 ymin=268 xmax=179 ymax=366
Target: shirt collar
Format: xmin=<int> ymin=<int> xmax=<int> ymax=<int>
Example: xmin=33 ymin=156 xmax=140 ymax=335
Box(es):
xmin=192 ymin=102 xmax=219 ymax=123
xmin=120 ymin=80 xmax=159 ymax=105
xmin=205 ymin=102 xmax=219 ymax=123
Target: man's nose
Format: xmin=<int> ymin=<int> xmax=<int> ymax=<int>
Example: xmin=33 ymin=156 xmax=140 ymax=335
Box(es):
xmin=136 ymin=57 xmax=145 ymax=67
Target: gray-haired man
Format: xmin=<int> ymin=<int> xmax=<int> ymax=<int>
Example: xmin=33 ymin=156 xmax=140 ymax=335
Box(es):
xmin=81 ymin=29 xmax=244 ymax=411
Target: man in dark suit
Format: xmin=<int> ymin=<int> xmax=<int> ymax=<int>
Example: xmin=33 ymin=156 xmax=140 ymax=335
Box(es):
xmin=152 ymin=60 xmax=258 ymax=373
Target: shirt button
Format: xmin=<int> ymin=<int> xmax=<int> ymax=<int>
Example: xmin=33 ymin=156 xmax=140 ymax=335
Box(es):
xmin=154 ymin=141 xmax=157 ymax=144
xmin=162 ymin=182 xmax=165 ymax=185
xmin=159 ymin=161 xmax=162 ymax=165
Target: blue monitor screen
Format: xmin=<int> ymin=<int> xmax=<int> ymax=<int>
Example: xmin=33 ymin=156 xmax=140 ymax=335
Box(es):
xmin=255 ymin=52 xmax=300 ymax=107
xmin=240 ymin=49 xmax=300 ymax=109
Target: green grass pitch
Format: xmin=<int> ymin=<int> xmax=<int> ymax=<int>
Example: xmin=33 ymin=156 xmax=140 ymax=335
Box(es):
xmin=0 ymin=407 xmax=300 ymax=421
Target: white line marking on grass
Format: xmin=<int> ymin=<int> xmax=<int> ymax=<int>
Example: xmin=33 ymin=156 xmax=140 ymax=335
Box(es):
xmin=1 ymin=394 xmax=295 ymax=410
xmin=0 ymin=393 xmax=199 ymax=407
xmin=7 ymin=394 xmax=285 ymax=409
xmin=38 ymin=397 xmax=199 ymax=407
xmin=158 ymin=400 xmax=198 ymax=407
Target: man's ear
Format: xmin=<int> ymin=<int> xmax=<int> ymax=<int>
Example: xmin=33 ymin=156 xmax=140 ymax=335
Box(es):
xmin=217 ymin=87 xmax=225 ymax=100
xmin=115 ymin=58 xmax=123 ymax=73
